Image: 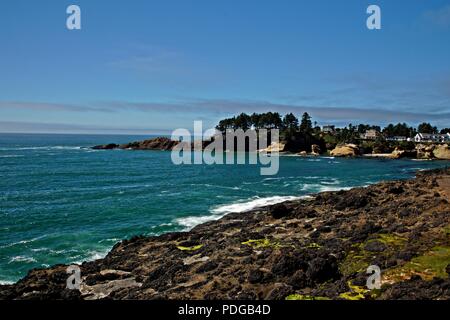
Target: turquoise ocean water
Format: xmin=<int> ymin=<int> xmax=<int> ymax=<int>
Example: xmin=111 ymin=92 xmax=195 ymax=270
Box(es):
xmin=0 ymin=133 xmax=449 ymax=283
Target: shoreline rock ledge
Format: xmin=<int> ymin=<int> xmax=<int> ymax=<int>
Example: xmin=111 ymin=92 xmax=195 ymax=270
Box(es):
xmin=93 ymin=137 xmax=179 ymax=151
xmin=1 ymin=168 xmax=449 ymax=300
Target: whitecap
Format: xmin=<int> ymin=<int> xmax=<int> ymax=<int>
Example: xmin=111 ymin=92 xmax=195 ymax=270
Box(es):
xmin=8 ymin=255 xmax=37 ymax=264
xmin=72 ymin=248 xmax=111 ymax=264
xmin=318 ymin=185 xmax=353 ymax=192
xmin=320 ymin=179 xmax=340 ymax=185
xmin=0 ymin=235 xmax=46 ymax=249
xmin=0 ymin=155 xmax=24 ymax=158
xmin=0 ymin=146 xmax=82 ymax=151
xmin=175 ymin=195 xmax=310 ymax=231
xmin=174 ymin=215 xmax=222 ymax=230
xmin=210 ymin=195 xmax=304 ymax=214
xmin=300 ymin=183 xmax=351 ymax=193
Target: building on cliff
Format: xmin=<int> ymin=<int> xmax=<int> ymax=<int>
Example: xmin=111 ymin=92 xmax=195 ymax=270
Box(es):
xmin=414 ymin=133 xmax=450 ymax=143
xmin=322 ymin=125 xmax=336 ymax=134
xmin=386 ymin=136 xmax=408 ymax=142
xmin=360 ymin=129 xmax=380 ymax=140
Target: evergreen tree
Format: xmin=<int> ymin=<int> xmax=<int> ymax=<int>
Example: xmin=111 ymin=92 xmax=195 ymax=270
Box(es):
xmin=417 ymin=122 xmax=438 ymax=134
xmin=282 ymin=113 xmax=299 ymax=130
xmin=299 ymin=112 xmax=312 ymax=133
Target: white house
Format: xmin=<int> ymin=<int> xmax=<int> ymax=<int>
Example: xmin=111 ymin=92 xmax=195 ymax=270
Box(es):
xmin=322 ymin=125 xmax=335 ymax=134
xmin=386 ymin=136 xmax=407 ymax=142
xmin=414 ymin=133 xmax=450 ymax=143
xmin=360 ymin=129 xmax=380 ymax=140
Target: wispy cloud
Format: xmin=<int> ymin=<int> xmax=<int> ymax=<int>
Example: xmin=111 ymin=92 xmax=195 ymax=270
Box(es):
xmin=0 ymin=121 xmax=172 ymax=135
xmin=424 ymin=4 xmax=450 ymax=27
xmin=0 ymin=101 xmax=113 ymax=113
xmin=107 ymin=45 xmax=188 ymax=76
xmin=1 ymin=98 xmax=448 ymax=133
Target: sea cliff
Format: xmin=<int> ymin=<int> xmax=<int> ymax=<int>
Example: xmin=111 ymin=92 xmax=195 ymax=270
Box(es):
xmin=1 ymin=168 xmax=449 ymax=300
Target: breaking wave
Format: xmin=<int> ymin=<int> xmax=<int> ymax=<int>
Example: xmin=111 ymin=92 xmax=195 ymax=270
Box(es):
xmin=174 ymin=195 xmax=306 ymax=230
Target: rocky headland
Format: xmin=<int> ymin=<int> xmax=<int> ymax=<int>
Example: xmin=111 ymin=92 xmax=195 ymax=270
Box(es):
xmin=93 ymin=137 xmax=450 ymax=160
xmin=93 ymin=137 xmax=180 ymax=151
xmin=1 ymin=168 xmax=449 ymax=300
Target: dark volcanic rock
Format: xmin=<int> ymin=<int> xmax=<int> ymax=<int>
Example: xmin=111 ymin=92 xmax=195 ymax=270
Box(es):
xmin=120 ymin=137 xmax=180 ymax=151
xmin=306 ymin=256 xmax=340 ymax=284
xmin=364 ymin=240 xmax=387 ymax=252
xmin=247 ymin=269 xmax=264 ymax=284
xmin=92 ymin=143 xmax=119 ymax=150
xmin=270 ymin=203 xmax=290 ymax=219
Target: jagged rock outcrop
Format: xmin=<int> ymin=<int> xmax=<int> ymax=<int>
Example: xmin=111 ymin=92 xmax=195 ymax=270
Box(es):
xmin=415 ymin=143 xmax=450 ymax=160
xmin=120 ymin=137 xmax=180 ymax=151
xmin=258 ymin=142 xmax=285 ymax=153
xmin=1 ymin=168 xmax=449 ymax=300
xmin=92 ymin=143 xmax=119 ymax=150
xmin=389 ymin=147 xmax=405 ymax=159
xmin=433 ymin=144 xmax=450 ymax=160
xmin=311 ymin=144 xmax=321 ymax=156
xmin=92 ymin=137 xmax=179 ymax=151
xmin=330 ymin=144 xmax=360 ymax=157
xmin=416 ymin=144 xmax=435 ymax=159
xmin=388 ymin=147 xmax=417 ymax=159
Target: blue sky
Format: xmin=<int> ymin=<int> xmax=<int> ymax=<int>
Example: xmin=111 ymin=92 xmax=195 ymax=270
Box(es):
xmin=0 ymin=0 xmax=449 ymax=134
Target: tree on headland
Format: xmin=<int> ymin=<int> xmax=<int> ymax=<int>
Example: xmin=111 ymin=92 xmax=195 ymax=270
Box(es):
xmin=440 ymin=128 xmax=450 ymax=134
xmin=234 ymin=113 xmax=251 ymax=130
xmin=216 ymin=112 xmax=284 ymax=132
xmin=299 ymin=112 xmax=312 ymax=133
xmin=382 ymin=123 xmax=416 ymax=137
xmin=282 ymin=113 xmax=299 ymax=130
xmin=250 ymin=113 xmax=261 ymax=129
xmin=417 ymin=122 xmax=438 ymax=134
xmin=358 ymin=124 xmax=381 ymax=134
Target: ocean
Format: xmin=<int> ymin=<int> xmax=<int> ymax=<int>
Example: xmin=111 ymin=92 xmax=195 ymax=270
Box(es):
xmin=0 ymin=133 xmax=448 ymax=284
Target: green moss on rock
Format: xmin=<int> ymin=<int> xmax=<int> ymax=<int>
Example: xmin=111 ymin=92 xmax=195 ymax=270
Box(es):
xmin=177 ymin=244 xmax=204 ymax=251
xmin=286 ymin=294 xmax=331 ymax=300
xmin=339 ymin=233 xmax=407 ymax=276
xmin=384 ymin=246 xmax=450 ymax=282
xmin=241 ymin=238 xmax=281 ymax=249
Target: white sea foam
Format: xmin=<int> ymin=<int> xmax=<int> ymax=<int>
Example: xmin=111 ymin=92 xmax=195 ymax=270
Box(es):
xmin=0 ymin=280 xmax=14 ymax=285
xmin=0 ymin=236 xmax=45 ymax=249
xmin=211 ymin=195 xmax=304 ymax=214
xmin=0 ymin=155 xmax=24 ymax=158
xmin=320 ymin=178 xmax=340 ymax=185
xmin=72 ymin=248 xmax=111 ymax=264
xmin=88 ymin=251 xmax=109 ymax=261
xmin=8 ymin=255 xmax=37 ymax=264
xmin=175 ymin=195 xmax=308 ymax=230
xmin=262 ymin=177 xmax=282 ymax=181
xmin=318 ymin=185 xmax=353 ymax=192
xmin=300 ymin=183 xmax=351 ymax=193
xmin=174 ymin=215 xmax=224 ymax=230
xmin=0 ymin=146 xmax=82 ymax=151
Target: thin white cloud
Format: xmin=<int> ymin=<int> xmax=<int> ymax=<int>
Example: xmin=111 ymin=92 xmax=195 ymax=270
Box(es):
xmin=0 ymin=121 xmax=172 ymax=135
xmin=0 ymin=101 xmax=112 ymax=113
xmin=424 ymin=4 xmax=450 ymax=27
xmin=1 ymin=98 xmax=448 ymax=133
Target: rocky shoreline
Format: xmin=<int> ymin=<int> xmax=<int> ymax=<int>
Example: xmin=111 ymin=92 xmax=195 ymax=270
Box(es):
xmin=92 ymin=136 xmax=450 ymax=160
xmin=1 ymin=168 xmax=449 ymax=300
